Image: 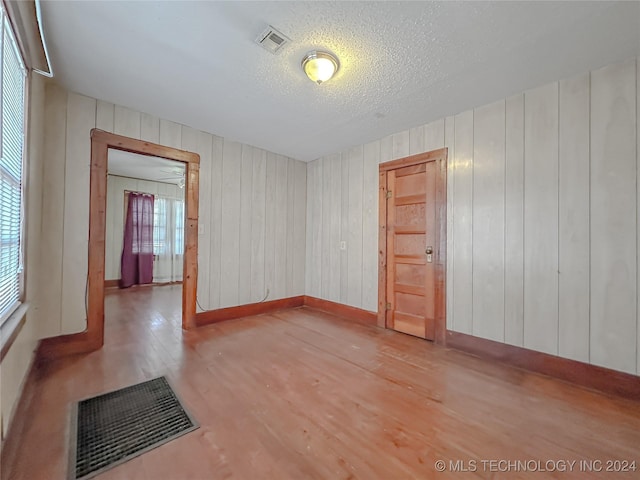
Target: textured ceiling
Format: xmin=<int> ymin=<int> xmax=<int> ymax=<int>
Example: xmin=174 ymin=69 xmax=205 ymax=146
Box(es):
xmin=108 ymin=150 xmax=184 ymax=185
xmin=41 ymin=1 xmax=640 ymax=161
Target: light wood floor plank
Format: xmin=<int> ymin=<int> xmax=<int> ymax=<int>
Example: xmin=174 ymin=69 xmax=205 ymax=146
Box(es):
xmin=2 ymin=285 xmax=640 ymax=479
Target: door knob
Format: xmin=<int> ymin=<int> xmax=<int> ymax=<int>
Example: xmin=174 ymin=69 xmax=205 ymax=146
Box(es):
xmin=426 ymin=246 xmax=433 ymax=263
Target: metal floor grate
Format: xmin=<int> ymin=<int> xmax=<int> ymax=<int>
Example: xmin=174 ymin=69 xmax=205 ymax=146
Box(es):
xmin=70 ymin=376 xmax=197 ymax=480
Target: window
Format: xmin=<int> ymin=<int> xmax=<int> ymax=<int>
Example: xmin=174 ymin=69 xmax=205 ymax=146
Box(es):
xmin=153 ymin=197 xmax=167 ymax=255
xmin=152 ymin=196 xmax=184 ymax=256
xmin=174 ymin=199 xmax=184 ymax=254
xmin=0 ymin=7 xmax=27 ymax=325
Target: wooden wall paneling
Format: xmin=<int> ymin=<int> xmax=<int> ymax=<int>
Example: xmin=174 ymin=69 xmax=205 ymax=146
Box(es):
xmin=523 ymin=83 xmax=559 ymax=355
xmin=137 ymin=178 xmax=148 ymax=192
xmin=113 ymin=105 xmax=140 ymax=139
xmin=328 ymin=154 xmax=342 ymax=302
xmin=195 ymin=131 xmax=213 ymax=309
xmin=361 ymin=141 xmax=380 ymax=312
xmin=451 ymin=110 xmax=474 ymax=334
xmin=292 ymin=160 xmax=307 ymax=297
xmin=444 ymin=116 xmax=455 ymax=330
xmin=95 ymin=101 xmax=114 ymax=133
xmin=424 ymin=119 xmax=445 ymax=152
xmin=154 ymin=180 xmax=166 ymax=196
xmin=180 ymin=126 xmax=199 ymax=163
xmin=40 ymin=83 xmax=67 ymax=336
xmin=172 ymin=182 xmax=181 ymax=197
xmin=347 ymin=146 xmax=364 ymax=307
xmin=558 ymin=73 xmax=590 ymax=362
xmin=24 ymin=72 xmax=46 ymax=300
xmin=320 ymin=156 xmax=332 ymax=300
xmin=286 ymin=158 xmax=296 ymax=297
xmin=150 ymin=178 xmax=161 ymax=193
xmin=409 ymin=125 xmax=425 ymax=155
xmin=22 ymin=76 xmax=45 ymax=346
xmin=238 ymin=145 xmax=254 ymax=305
xmin=219 ymin=140 xmax=242 ymax=308
xmin=380 ymin=135 xmax=393 ymax=164
xmin=472 ymin=100 xmax=506 ymax=342
xmin=340 ymin=154 xmax=349 ymax=304
xmin=590 ymin=59 xmax=637 ymax=374
xmin=264 ymin=153 xmax=277 ymax=301
xmin=61 ymin=93 xmax=96 ymax=334
xmin=152 ymin=179 xmax=164 ymax=194
xmin=250 ymin=148 xmax=267 ymax=302
xmin=207 ymin=136 xmax=224 ymax=309
xmin=273 ymin=156 xmax=288 ymax=299
xmin=306 ymin=160 xmax=322 ymax=298
xmin=140 ymin=113 xmax=160 ymax=144
xmin=392 ymin=130 xmax=410 ymax=160
xmin=37 ymin=58 xmax=639 ymax=374
xmin=504 ymin=94 xmax=525 ymax=347
xmin=159 ymin=119 xmax=182 ymax=149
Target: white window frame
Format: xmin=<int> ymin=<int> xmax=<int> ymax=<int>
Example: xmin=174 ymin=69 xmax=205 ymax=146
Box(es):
xmin=0 ymin=4 xmax=27 ymax=328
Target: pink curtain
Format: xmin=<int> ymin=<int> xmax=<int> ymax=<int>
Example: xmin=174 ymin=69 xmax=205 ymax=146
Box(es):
xmin=120 ymin=192 xmax=154 ymax=288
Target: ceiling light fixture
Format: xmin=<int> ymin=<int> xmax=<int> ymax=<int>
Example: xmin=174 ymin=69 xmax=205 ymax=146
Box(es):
xmin=301 ymin=51 xmax=339 ymax=84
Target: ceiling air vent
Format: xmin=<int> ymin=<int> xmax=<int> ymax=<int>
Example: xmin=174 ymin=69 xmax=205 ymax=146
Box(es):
xmin=256 ymin=26 xmax=290 ymax=54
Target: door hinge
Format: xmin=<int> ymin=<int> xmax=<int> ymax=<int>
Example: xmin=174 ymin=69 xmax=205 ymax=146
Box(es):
xmin=385 ymin=302 xmax=391 ymax=310
xmin=386 ymin=190 xmax=392 ymax=199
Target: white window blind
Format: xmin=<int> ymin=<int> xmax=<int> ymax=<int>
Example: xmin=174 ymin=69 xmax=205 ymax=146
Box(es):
xmin=0 ymin=7 xmax=26 ymax=325
xmin=153 ymin=197 xmax=167 ymax=255
xmin=152 ymin=196 xmax=184 ymax=256
xmin=174 ymin=199 xmax=184 ymax=254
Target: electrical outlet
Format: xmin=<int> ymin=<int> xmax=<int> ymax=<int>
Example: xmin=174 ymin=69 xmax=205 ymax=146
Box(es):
xmin=198 ymin=224 xmax=204 ymax=235
xmin=340 ymin=241 xmax=347 ymax=251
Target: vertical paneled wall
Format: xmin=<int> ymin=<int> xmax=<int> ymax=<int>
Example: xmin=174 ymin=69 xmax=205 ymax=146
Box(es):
xmin=40 ymin=84 xmax=306 ymax=336
xmin=523 ymin=83 xmax=559 ymax=355
xmin=306 ymin=57 xmax=640 ymax=375
xmin=473 ymin=101 xmax=505 ymax=342
xmin=589 ymin=60 xmax=637 ymax=374
xmin=1 ymin=74 xmax=46 ymax=437
xmin=104 ymin=176 xmax=183 ymax=281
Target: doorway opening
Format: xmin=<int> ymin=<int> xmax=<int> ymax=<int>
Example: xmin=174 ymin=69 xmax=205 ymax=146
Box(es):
xmin=42 ymin=130 xmax=200 ymax=357
xmin=106 ymin=151 xmax=186 ymax=289
xmin=378 ymin=148 xmax=447 ymax=345
xmin=104 ymin=151 xmax=187 ymax=338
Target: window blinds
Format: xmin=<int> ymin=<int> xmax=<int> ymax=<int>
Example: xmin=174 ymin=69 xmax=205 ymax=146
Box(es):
xmin=0 ymin=9 xmax=26 ymax=325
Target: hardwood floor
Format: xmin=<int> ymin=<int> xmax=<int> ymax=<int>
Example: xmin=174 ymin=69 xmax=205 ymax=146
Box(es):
xmin=2 ymin=285 xmax=640 ymax=479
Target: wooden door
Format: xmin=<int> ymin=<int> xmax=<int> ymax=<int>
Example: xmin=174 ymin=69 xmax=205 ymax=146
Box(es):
xmin=385 ymin=161 xmax=437 ymax=340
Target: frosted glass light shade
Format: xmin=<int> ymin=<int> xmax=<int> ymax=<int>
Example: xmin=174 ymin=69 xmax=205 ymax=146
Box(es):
xmin=302 ymin=51 xmax=339 ymax=84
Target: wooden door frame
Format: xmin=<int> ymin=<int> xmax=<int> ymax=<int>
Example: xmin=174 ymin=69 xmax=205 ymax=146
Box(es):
xmin=39 ymin=129 xmax=200 ymax=358
xmin=378 ymin=148 xmax=447 ymax=345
